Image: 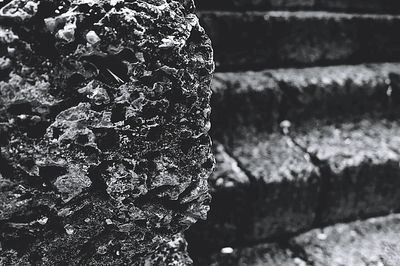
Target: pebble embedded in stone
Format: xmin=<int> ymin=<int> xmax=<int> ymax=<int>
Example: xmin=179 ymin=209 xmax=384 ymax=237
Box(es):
xmin=37 ymin=217 xmax=48 ymax=225
xmin=86 ymin=30 xmax=101 ymax=45
xmin=64 ymin=224 xmax=74 ymax=235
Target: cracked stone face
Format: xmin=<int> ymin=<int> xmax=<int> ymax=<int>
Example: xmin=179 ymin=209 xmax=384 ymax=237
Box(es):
xmin=0 ymin=0 xmax=214 ymax=264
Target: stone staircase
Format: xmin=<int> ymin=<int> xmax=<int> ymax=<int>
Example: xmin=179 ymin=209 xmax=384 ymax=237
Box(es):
xmin=186 ymin=1 xmax=400 ymax=265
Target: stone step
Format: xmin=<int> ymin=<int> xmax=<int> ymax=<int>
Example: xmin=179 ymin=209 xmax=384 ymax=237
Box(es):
xmin=196 ymin=0 xmax=400 ymax=14
xmin=210 ymin=63 xmax=400 ymax=140
xmin=199 ymin=242 xmax=297 ymax=266
xmin=186 ymin=117 xmax=400 ymax=258
xmin=198 ymin=11 xmax=400 ymax=70
xmin=204 ymin=214 xmax=400 ymax=265
xmin=293 ymin=118 xmax=400 ymax=225
xmin=186 ymin=136 xmax=319 ymax=258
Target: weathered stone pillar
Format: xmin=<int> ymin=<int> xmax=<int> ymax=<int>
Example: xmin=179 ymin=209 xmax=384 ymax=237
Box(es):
xmin=0 ymin=0 xmax=214 ymax=264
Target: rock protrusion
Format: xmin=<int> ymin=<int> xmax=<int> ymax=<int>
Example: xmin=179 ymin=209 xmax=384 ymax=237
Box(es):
xmin=0 ymin=0 xmax=214 ymax=264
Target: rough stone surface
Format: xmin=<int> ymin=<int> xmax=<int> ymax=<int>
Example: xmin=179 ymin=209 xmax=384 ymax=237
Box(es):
xmin=186 ymin=133 xmax=319 ymax=257
xmin=140 ymin=233 xmax=193 ymax=266
xmin=293 ymin=117 xmax=400 ymax=225
xmin=0 ymin=0 xmax=214 ymax=264
xmin=198 ymin=11 xmax=400 ymax=70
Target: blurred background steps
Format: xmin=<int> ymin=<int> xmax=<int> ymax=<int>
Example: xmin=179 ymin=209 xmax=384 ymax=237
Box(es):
xmin=187 ymin=0 xmax=400 ymax=264
xmin=196 ymin=0 xmax=400 ymax=13
xmin=205 ymin=214 xmax=400 ymax=265
xmin=187 ymin=67 xmax=400 ymax=263
xmin=198 ymin=11 xmax=400 ymax=71
xmin=211 ymin=63 xmax=400 ymax=140
xmin=187 ymin=117 xmax=400 ymax=260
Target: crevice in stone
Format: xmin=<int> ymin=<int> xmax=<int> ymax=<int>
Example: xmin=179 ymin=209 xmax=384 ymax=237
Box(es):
xmin=7 ymin=1 xmax=60 ymax=61
xmin=0 ymin=160 xmax=52 ymax=192
xmin=0 ymin=223 xmax=37 ymax=253
xmin=0 ymin=67 xmax=11 ymax=82
xmin=0 ymin=0 xmax=12 ymax=9
xmin=289 ymin=133 xmax=395 ymax=231
xmin=0 ymin=205 xmax=65 ymax=254
xmin=87 ymin=163 xmax=110 ymax=197
xmin=201 ymin=157 xmax=214 ymax=171
xmin=218 ymin=142 xmax=258 ymax=184
xmin=135 ymin=186 xmax=187 ymax=212
xmin=177 ymin=180 xmax=204 ymax=203
xmin=146 ymin=125 xmax=163 ymax=141
xmin=39 ymin=165 xmax=68 ymax=181
xmin=77 ymin=228 xmax=111 ymax=265
xmin=134 ymin=183 xmax=210 ymax=223
xmin=26 ymin=121 xmax=51 ymax=139
xmin=110 ymin=104 xmax=126 ymax=123
xmin=7 ymin=101 xmax=34 ymax=115
xmin=0 ymin=123 xmax=10 ymax=146
xmin=179 ymin=137 xmax=196 ymax=155
xmin=81 ymin=54 xmax=129 ymax=85
xmin=93 ymin=128 xmax=120 ymax=151
xmin=58 ymin=191 xmax=93 ymax=209
xmin=277 ymin=239 xmax=315 ymax=266
xmin=0 ymin=154 xmax=14 ymax=180
xmin=5 ymin=97 xmax=89 ymax=142
xmin=285 ymin=131 xmax=331 ymax=228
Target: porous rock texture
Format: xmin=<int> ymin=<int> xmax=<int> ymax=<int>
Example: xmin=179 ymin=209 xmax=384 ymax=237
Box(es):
xmin=0 ymin=0 xmax=214 ymax=265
